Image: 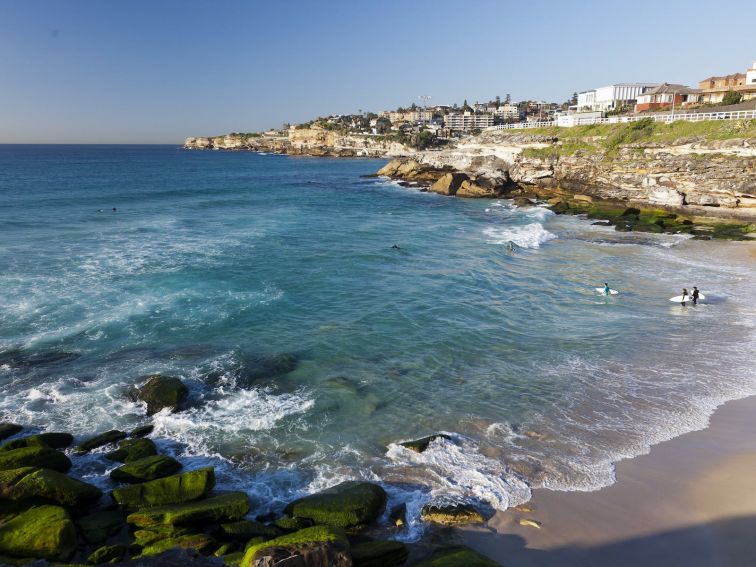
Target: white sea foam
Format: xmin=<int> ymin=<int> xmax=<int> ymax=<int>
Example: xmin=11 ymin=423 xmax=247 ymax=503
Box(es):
xmin=483 ymin=223 xmax=557 ymax=249
xmin=152 ymin=388 xmax=315 ymax=453
xmin=386 ymin=433 xmax=531 ymax=512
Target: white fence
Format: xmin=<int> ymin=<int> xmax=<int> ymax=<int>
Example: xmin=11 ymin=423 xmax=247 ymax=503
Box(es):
xmin=487 ymin=109 xmax=756 ymax=130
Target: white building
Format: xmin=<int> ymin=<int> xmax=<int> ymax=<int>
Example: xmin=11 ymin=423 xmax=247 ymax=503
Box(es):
xmin=495 ymin=104 xmax=520 ymax=119
xmin=747 ymin=61 xmax=756 ymax=86
xmin=578 ymin=83 xmax=659 ymax=112
xmin=444 ymin=112 xmax=494 ymax=131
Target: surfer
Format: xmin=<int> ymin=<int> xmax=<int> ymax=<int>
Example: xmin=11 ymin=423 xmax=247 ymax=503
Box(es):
xmin=681 ymin=288 xmax=689 ymax=307
xmin=603 ymin=283 xmax=610 ymax=296
xmin=391 ymin=244 xmax=401 ymax=250
xmin=692 ymin=286 xmax=700 ymax=305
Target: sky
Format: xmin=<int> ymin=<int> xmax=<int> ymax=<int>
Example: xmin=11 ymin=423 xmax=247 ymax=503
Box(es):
xmin=0 ymin=0 xmax=754 ymax=143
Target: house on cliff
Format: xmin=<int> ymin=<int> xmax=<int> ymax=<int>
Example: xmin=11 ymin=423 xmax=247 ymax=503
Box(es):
xmin=634 ymin=84 xmax=702 ymax=112
xmin=699 ymin=62 xmax=756 ymax=103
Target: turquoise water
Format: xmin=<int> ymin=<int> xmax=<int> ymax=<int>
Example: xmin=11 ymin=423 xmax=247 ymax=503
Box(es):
xmin=1 ymin=145 xmax=754 ymax=538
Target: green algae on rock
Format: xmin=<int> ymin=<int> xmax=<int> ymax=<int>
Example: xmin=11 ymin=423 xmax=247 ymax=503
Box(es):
xmin=127 ymin=491 xmax=250 ymax=527
xmin=350 ymin=539 xmax=409 ymax=567
xmin=75 ymin=430 xmax=127 ymax=454
xmin=110 ymin=455 xmax=182 ymax=483
xmin=272 ymin=515 xmax=313 ymax=531
xmin=137 ymin=532 xmax=216 ymax=557
xmin=0 ymin=505 xmax=78 ymax=561
xmin=87 ymin=543 xmax=126 ymax=564
xmin=112 ymin=466 xmax=215 ymax=510
xmin=0 ymin=432 xmax=74 ymax=452
xmin=414 ymin=546 xmax=499 ymax=566
xmin=420 ymin=499 xmax=485 ymax=525
xmin=0 ymin=424 xmax=23 ymax=441
xmin=135 ymin=375 xmax=189 ymax=415
xmin=216 ymin=519 xmax=282 ymax=543
xmin=0 ymin=467 xmax=102 ymax=507
xmin=130 ymin=424 xmax=155 ymax=438
xmin=284 ymin=481 xmax=387 ymax=530
xmin=240 ymin=525 xmax=349 ymax=567
xmin=0 ymin=446 xmax=72 ymax=473
xmin=105 ymin=438 xmax=158 ymax=463
xmin=133 ymin=526 xmax=197 ymax=547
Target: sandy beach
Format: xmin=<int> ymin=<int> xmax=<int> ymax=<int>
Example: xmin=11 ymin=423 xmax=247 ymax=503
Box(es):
xmin=461 ymin=392 xmax=756 ymax=566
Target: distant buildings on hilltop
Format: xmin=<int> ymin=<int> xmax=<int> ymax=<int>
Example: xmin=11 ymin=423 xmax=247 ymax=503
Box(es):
xmin=287 ymin=59 xmax=755 ymax=138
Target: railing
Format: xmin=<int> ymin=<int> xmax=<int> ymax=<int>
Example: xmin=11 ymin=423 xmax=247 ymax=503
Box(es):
xmin=487 ymin=109 xmax=756 ymax=130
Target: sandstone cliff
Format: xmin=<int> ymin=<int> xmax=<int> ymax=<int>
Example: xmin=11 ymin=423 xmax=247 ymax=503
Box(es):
xmin=184 ymin=129 xmax=411 ymax=157
xmin=375 ymin=123 xmax=756 ymax=223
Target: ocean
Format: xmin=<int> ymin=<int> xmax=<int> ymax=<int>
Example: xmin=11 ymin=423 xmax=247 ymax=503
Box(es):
xmin=1 ymin=144 xmax=754 ymax=540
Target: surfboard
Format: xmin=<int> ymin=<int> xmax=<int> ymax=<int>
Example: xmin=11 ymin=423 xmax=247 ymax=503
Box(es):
xmin=669 ymin=293 xmax=705 ymax=302
xmin=595 ymin=288 xmax=619 ymax=295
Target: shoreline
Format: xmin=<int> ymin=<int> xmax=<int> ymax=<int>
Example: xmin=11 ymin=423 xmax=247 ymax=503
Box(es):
xmin=460 ymin=392 xmax=756 ymax=566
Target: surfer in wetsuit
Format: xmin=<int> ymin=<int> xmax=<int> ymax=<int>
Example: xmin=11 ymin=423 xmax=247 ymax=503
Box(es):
xmin=603 ymin=283 xmax=610 ymax=296
xmin=692 ymin=286 xmax=700 ymax=305
xmin=681 ymin=288 xmax=689 ymax=307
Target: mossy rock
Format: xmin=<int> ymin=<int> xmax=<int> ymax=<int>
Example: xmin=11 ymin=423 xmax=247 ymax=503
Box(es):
xmin=398 ymin=434 xmax=453 ymax=454
xmin=130 ymin=424 xmax=154 ymax=438
xmin=105 ymin=438 xmax=157 ymax=463
xmin=0 ymin=555 xmax=36 ymax=566
xmin=414 ymin=546 xmax=499 ymax=566
xmin=87 ymin=544 xmax=126 ymax=564
xmin=0 ymin=446 xmax=72 ymax=473
xmin=222 ymin=551 xmax=244 ymax=566
xmin=240 ymin=525 xmax=349 ymax=567
xmin=135 ymin=375 xmax=189 ymax=415
xmin=284 ymin=481 xmax=387 ymax=530
xmin=112 ymin=466 xmax=215 ymax=510
xmin=631 ymin=222 xmax=664 ymax=233
xmin=0 ymin=467 xmax=102 ymax=507
xmin=136 ymin=533 xmax=216 ymax=557
xmin=272 ymin=515 xmax=313 ymax=531
xmin=133 ymin=526 xmax=196 ymax=547
xmin=0 ymin=505 xmax=77 ymax=561
xmin=0 ymin=423 xmax=23 ymax=441
xmin=351 ymin=540 xmax=409 ymax=567
xmin=127 ymin=491 xmax=250 ymax=527
xmin=75 ymin=430 xmax=127 ymax=454
xmin=216 ymin=519 xmax=282 ymax=543
xmin=110 ymin=455 xmax=182 ymax=483
xmin=420 ymin=499 xmax=484 ymax=525
xmin=77 ymin=510 xmax=127 ymax=545
xmin=0 ymin=432 xmax=74 ymax=452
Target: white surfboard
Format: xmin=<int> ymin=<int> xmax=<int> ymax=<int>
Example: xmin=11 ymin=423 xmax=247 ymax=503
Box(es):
xmin=595 ymin=287 xmax=619 ymax=295
xmin=670 ymin=293 xmax=705 ymax=302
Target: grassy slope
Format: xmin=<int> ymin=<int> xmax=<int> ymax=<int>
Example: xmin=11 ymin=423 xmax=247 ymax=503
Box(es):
xmin=503 ymin=119 xmax=756 ymax=158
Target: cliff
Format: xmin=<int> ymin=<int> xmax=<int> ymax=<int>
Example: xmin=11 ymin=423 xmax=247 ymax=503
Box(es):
xmin=375 ymin=120 xmax=756 ymax=227
xmin=184 ymin=128 xmax=411 ymax=157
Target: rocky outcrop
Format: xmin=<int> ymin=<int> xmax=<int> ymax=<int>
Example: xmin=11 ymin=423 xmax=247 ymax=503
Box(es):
xmin=376 ymin=131 xmax=756 ymax=223
xmin=284 ymin=481 xmax=387 ymax=531
xmin=134 ymin=375 xmax=189 ymax=415
xmin=184 ymin=129 xmax=412 ymax=158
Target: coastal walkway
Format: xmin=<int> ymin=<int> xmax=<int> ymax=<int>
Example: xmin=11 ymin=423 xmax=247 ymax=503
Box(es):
xmin=487 ymin=109 xmax=756 ymax=131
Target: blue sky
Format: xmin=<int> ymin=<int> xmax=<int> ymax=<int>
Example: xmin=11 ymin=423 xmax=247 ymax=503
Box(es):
xmin=1 ymin=0 xmax=754 ymax=143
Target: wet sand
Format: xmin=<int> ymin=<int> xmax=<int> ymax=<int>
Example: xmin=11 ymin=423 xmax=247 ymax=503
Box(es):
xmin=461 ymin=394 xmax=756 ymax=566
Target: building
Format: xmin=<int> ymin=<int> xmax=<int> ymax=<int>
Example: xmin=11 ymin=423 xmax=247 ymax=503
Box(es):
xmin=634 ymin=83 xmax=702 ymax=112
xmin=444 ymin=111 xmax=494 ymax=132
xmin=495 ymin=103 xmax=520 ymax=120
xmin=699 ymin=61 xmax=756 ymax=103
xmin=577 ymin=83 xmax=659 ymax=112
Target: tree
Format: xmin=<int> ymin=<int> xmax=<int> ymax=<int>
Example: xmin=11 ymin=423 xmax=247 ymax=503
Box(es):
xmin=375 ymin=117 xmax=391 ymax=134
xmin=570 ymin=92 xmax=578 ymax=105
xmin=410 ymin=102 xmax=417 ymax=110
xmin=722 ymin=90 xmax=743 ymax=105
xmin=495 ymin=95 xmax=501 ymax=109
xmin=505 ymin=93 xmax=511 ymax=105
